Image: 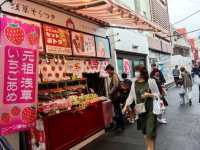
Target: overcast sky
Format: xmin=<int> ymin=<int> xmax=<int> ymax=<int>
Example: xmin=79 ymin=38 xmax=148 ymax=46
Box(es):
xmin=168 ymin=0 xmax=200 ymax=38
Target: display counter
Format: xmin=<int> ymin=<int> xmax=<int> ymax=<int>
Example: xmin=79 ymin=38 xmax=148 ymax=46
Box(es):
xmin=30 ymin=101 xmax=104 ymax=150
xmin=44 ymin=101 xmax=104 ymax=150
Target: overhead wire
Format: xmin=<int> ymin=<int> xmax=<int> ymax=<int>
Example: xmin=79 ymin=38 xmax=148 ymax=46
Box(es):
xmin=173 ymin=9 xmax=200 ymax=25
xmin=166 ymin=27 xmax=200 ymax=38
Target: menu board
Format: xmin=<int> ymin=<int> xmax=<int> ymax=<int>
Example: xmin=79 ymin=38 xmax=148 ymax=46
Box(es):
xmin=43 ymin=24 xmax=72 ymax=55
xmin=0 ymin=15 xmax=38 ymax=135
xmin=95 ymin=36 xmax=111 ymax=58
xmin=71 ymin=31 xmax=96 ymax=57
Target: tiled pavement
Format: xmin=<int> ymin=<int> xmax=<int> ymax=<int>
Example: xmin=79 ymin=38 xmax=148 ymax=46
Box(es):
xmin=82 ymin=87 xmax=200 ymax=150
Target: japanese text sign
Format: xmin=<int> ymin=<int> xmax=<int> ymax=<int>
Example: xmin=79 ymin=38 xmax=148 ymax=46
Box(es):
xmin=71 ymin=31 xmax=96 ymax=57
xmin=95 ymin=37 xmax=111 ymax=58
xmin=0 ymin=15 xmax=38 ymax=135
xmin=43 ymin=24 xmax=72 ymax=55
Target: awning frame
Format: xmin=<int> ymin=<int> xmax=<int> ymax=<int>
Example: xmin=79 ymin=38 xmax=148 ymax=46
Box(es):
xmin=29 ymin=0 xmax=169 ymax=35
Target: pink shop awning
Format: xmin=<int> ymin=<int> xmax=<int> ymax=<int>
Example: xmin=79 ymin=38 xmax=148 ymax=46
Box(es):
xmin=31 ymin=0 xmax=168 ymax=33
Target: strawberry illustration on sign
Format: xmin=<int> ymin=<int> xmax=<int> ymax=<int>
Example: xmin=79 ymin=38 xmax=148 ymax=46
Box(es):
xmin=28 ymin=31 xmax=39 ymax=45
xmin=1 ymin=113 xmax=11 ymax=124
xmin=22 ymin=107 xmax=37 ymax=124
xmin=5 ymin=23 xmax=25 ymax=45
xmin=11 ymin=106 xmax=21 ymax=116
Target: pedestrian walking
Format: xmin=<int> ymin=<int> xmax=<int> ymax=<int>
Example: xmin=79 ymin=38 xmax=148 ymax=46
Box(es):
xmin=105 ymin=64 xmax=124 ymax=131
xmin=121 ymin=73 xmax=135 ymax=123
xmin=151 ymin=64 xmax=168 ymax=106
xmin=123 ymin=65 xmax=160 ymax=150
xmin=191 ymin=63 xmax=200 ymax=103
xmin=172 ymin=65 xmax=180 ymax=87
xmin=180 ymin=67 xmax=193 ymax=105
xmin=151 ymin=69 xmax=167 ymax=124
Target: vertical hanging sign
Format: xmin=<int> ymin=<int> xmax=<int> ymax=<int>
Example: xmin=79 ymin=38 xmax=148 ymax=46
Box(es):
xmin=0 ymin=14 xmax=39 ymax=135
xmin=123 ymin=59 xmax=131 ymax=74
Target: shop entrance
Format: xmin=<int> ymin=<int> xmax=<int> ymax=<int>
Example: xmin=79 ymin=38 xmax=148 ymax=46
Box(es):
xmin=82 ymin=73 xmax=106 ymax=96
xmin=116 ymin=51 xmax=147 ymax=78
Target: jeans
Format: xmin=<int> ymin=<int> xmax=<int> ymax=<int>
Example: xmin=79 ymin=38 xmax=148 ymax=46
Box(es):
xmin=113 ymin=102 xmax=124 ymax=129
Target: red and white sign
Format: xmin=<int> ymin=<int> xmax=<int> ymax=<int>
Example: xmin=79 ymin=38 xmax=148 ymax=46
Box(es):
xmin=43 ymin=24 xmax=72 ymax=55
xmin=123 ymin=59 xmax=131 ymax=74
xmin=71 ymin=31 xmax=96 ymax=57
xmin=0 ymin=15 xmax=38 ymax=135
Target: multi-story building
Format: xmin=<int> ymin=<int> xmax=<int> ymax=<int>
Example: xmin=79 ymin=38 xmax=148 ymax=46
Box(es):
xmin=102 ymin=0 xmax=173 ymax=82
xmin=111 ymin=0 xmax=152 ymax=79
xmin=171 ymin=28 xmax=193 ymax=72
xmin=148 ymin=0 xmax=173 ymax=83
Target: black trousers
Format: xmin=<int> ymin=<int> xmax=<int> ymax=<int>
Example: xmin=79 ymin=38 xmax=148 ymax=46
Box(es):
xmin=174 ymin=77 xmax=180 ymax=86
xmin=113 ymin=102 xmax=124 ymax=129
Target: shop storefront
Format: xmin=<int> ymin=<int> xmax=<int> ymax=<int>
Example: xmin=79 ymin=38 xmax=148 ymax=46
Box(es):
xmin=112 ymin=29 xmax=149 ymax=78
xmin=0 ymin=0 xmax=113 ymax=149
xmin=0 ymin=0 xmax=167 ymax=149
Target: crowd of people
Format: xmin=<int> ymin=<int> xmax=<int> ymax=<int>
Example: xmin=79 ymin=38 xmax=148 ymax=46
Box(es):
xmin=172 ymin=62 xmax=200 ymax=105
xmin=105 ymin=63 xmax=169 ymax=150
xmin=105 ymin=62 xmax=200 ymax=150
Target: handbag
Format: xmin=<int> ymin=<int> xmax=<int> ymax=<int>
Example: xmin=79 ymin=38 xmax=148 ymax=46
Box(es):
xmin=134 ymin=103 xmax=146 ymax=115
xmin=153 ymin=96 xmax=162 ymax=115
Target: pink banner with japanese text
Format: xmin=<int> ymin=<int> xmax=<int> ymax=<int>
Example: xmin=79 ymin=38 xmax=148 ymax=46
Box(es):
xmin=0 ymin=14 xmax=38 ymax=135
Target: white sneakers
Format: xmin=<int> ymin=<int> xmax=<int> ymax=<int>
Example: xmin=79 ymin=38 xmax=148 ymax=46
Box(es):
xmin=157 ymin=118 xmax=167 ymax=124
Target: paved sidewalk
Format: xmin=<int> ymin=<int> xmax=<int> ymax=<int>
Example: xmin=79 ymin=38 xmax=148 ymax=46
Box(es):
xmin=82 ymin=87 xmax=200 ymax=150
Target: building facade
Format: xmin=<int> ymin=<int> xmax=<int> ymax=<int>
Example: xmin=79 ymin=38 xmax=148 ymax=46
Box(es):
xmin=109 ymin=0 xmax=152 ymax=79
xmin=148 ymin=0 xmax=173 ymax=83
xmin=172 ymin=28 xmax=193 ymax=73
xmin=109 ymin=0 xmax=173 ymax=82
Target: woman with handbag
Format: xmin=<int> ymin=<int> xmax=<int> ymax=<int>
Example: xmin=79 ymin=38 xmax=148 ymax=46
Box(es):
xmin=123 ymin=65 xmax=160 ymax=150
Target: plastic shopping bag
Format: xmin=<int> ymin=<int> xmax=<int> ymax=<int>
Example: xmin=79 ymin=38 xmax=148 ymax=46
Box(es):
xmin=153 ymin=96 xmax=161 ymax=115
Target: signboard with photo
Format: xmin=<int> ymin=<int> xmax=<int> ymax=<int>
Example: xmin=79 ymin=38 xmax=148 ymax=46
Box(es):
xmin=0 ymin=15 xmax=38 ymax=135
xmin=71 ymin=31 xmax=96 ymax=57
xmin=95 ymin=37 xmax=111 ymax=58
xmin=43 ymin=24 xmax=72 ymax=55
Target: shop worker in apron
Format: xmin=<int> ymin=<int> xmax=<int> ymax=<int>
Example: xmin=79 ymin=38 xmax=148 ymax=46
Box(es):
xmin=105 ymin=64 xmax=124 ymax=131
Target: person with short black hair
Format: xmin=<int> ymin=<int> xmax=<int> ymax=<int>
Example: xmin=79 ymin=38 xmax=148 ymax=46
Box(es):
xmin=121 ymin=72 xmax=132 ymax=89
xmin=105 ymin=64 xmax=124 ymax=131
xmin=120 ymin=73 xmax=134 ymax=123
xmin=150 ymin=64 xmax=166 ymax=85
xmin=172 ymin=65 xmax=180 ymax=87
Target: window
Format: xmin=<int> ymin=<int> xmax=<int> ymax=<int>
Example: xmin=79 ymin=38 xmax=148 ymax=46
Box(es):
xmin=117 ymin=57 xmax=146 ymax=78
xmin=117 ymin=58 xmax=123 ymax=77
xmin=134 ymin=0 xmax=141 ymax=13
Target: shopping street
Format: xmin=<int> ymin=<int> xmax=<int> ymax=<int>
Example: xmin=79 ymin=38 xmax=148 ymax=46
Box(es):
xmin=82 ymin=87 xmax=200 ymax=150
